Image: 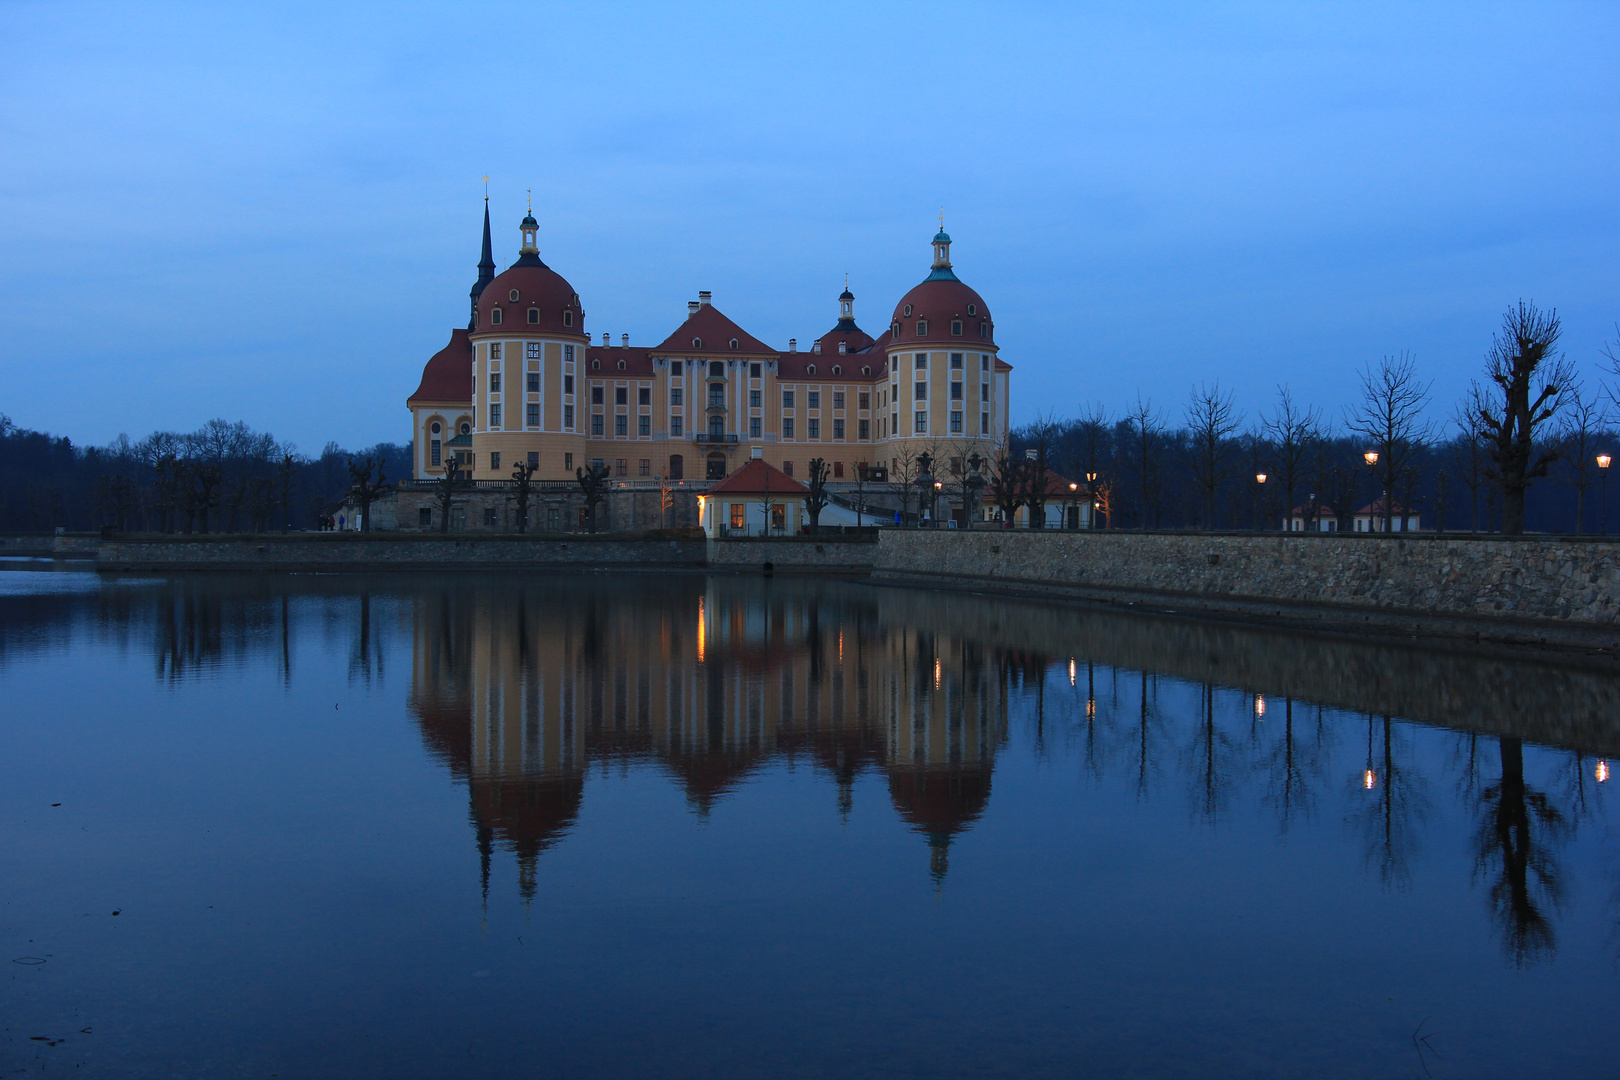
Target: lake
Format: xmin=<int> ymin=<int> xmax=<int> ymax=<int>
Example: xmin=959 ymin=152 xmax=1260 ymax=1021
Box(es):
xmin=2 ymin=563 xmax=1617 ymax=1078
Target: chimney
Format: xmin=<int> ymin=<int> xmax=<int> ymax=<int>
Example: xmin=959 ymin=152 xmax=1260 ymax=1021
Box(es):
xmin=602 ymin=332 xmax=609 ymax=346
xmin=837 ymin=341 xmax=846 ymax=354
xmin=621 ymin=334 xmax=629 ymax=348
xmin=688 ymin=301 xmax=700 ymax=316
xmin=788 ymin=338 xmax=797 ymax=352
xmin=812 ymin=340 xmax=821 ymax=354
xmin=698 ymin=291 xmax=711 ymax=307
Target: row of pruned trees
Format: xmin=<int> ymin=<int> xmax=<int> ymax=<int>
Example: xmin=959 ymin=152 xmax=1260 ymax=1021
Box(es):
xmin=0 ymin=415 xmax=411 ymax=533
xmin=1009 ymin=302 xmax=1620 ymax=535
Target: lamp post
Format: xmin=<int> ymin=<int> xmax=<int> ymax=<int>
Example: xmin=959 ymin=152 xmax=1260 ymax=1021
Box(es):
xmin=1306 ymin=490 xmax=1318 ymax=533
xmin=1085 ymin=471 xmax=1099 ymax=528
xmin=1599 ymin=454 xmax=1612 ymax=535
xmin=1068 ymin=482 xmax=1079 ymax=530
xmin=1254 ymin=472 xmax=1267 ymax=531
xmin=933 ymin=480 xmax=943 ymax=527
xmin=1362 ymin=450 xmax=1380 ymax=533
xmin=963 ymin=452 xmax=985 ymax=530
xmin=915 ymin=452 xmax=934 ymax=528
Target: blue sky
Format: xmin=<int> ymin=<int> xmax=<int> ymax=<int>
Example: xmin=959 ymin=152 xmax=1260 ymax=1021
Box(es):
xmin=1 ymin=1 xmax=1616 ymax=451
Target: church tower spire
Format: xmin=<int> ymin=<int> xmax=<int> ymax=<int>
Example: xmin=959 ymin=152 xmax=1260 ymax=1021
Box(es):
xmin=469 ymin=195 xmax=495 ymax=330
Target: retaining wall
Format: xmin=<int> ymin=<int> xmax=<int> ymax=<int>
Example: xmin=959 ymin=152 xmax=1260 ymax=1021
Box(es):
xmin=705 ymin=535 xmax=877 ymax=574
xmin=96 ymin=532 xmax=707 ymax=571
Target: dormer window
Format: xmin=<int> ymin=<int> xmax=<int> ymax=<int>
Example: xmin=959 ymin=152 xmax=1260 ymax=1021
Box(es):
xmin=692 ymin=337 xmax=702 ymax=349
xmin=967 ymin=304 xmax=977 ymax=316
xmin=492 ymin=308 xmax=502 ymax=325
xmin=509 ymin=290 xmax=519 ymax=302
xmin=892 ymin=321 xmax=901 ymax=336
xmin=617 ymin=359 xmax=626 ymax=370
xmin=916 ymin=320 xmax=928 ymax=336
xmin=861 ymin=365 xmax=871 ymax=375
xmin=832 ymin=365 xmax=841 ymax=375
xmin=903 ymin=304 xmax=912 ymax=317
xmin=591 ymin=359 xmax=600 ymax=370
xmin=807 ymin=364 xmax=817 ymax=375
xmin=950 ymin=320 xmax=962 ymax=336
xmin=729 ymin=338 xmax=738 ymax=350
xmin=979 ymin=323 xmax=988 ymax=339
xmin=562 ymin=310 xmax=573 ymax=327
xmin=528 ymin=308 xmax=540 ymax=324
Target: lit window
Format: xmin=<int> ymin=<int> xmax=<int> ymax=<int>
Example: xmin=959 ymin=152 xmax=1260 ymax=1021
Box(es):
xmin=730 ymin=504 xmax=745 ymax=530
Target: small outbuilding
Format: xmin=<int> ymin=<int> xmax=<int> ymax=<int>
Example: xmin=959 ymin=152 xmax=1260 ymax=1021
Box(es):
xmin=700 ymin=459 xmax=810 ymax=538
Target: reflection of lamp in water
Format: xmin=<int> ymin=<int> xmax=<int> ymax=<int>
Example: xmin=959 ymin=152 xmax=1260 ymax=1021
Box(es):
xmin=1598 ymin=760 xmax=1610 ymax=783
xmin=1254 ymin=694 xmax=1266 ymax=719
xmin=1363 ymin=769 xmax=1378 ymax=790
xmin=696 ymin=595 xmax=706 ymax=663
xmin=1068 ymin=658 xmax=1076 ymax=686
xmin=933 ymin=656 xmax=941 ymax=689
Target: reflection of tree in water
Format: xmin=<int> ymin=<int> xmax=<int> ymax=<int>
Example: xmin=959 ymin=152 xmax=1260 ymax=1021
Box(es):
xmin=1349 ymin=715 xmax=1429 ymax=888
xmin=1184 ymin=683 xmax=1240 ymax=823
xmin=1474 ymin=737 xmax=1569 ymax=966
xmin=1262 ymin=698 xmax=1331 ymax=835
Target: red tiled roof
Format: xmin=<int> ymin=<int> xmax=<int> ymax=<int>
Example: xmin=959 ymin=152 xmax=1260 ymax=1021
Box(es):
xmin=654 ymin=302 xmax=774 ymax=355
xmin=583 ymin=345 xmax=657 ymax=376
xmin=407 ymin=328 xmax=472 ymax=406
xmin=1354 ymin=499 xmax=1417 ymax=515
xmin=995 ymin=358 xmax=1013 ymax=372
xmin=705 ymin=458 xmax=809 ymax=496
xmin=889 ymin=277 xmax=994 ymax=349
xmin=473 ymin=263 xmax=588 ymax=340
xmin=776 ymin=346 xmax=885 ymax=381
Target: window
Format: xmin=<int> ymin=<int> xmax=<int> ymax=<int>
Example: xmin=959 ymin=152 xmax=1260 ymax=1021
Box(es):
xmin=639 ymin=458 xmax=651 ymax=476
xmin=592 ymin=414 xmax=604 ymax=435
xmin=782 ymin=390 xmax=794 ymax=409
xmin=807 ymin=391 xmax=820 ymax=409
xmin=489 ymin=403 xmax=502 ymax=428
xmin=562 ymin=310 xmax=573 ymax=326
xmin=671 ymin=360 xmax=683 ymax=375
xmin=564 ymin=405 xmax=574 ymax=428
xmin=617 ymin=360 xmax=625 ymax=370
xmin=489 ymin=372 xmax=502 ymax=393
xmin=592 ymin=359 xmax=600 ymax=369
xmin=671 ymin=387 xmax=683 ymax=405
xmin=639 ymin=416 xmax=650 ymax=436
xmin=528 ymin=308 xmax=540 ymax=324
xmin=950 ymin=411 xmax=963 ymax=433
xmin=749 ymin=417 xmax=761 ymax=437
xmin=982 ymin=382 xmax=990 ymax=401
xmin=834 ymin=462 xmax=845 ymax=478
xmin=615 ymin=459 xmax=627 ymax=477
xmin=915 ymin=353 xmax=927 ymax=369
xmin=858 ymin=392 xmax=869 ymax=410
xmin=916 ymin=320 xmax=927 ymax=335
xmin=950 ymin=353 xmax=963 ymax=369
xmin=564 ymin=345 xmax=574 ymax=361
xmin=783 ymin=461 xmax=793 ymax=477
xmin=527 ymin=372 xmax=539 ymax=392
xmin=980 ymin=323 xmax=988 ymax=339
xmin=592 ymin=386 xmax=604 ymax=404
xmin=615 ymin=415 xmax=627 ymax=436
xmin=490 ymin=451 xmax=501 ymax=470
xmin=526 ymin=403 xmax=540 ymax=426
xmin=749 ymin=389 xmax=761 ymax=407
xmin=639 ymin=387 xmax=651 ymax=405
xmin=419 ymin=507 xmax=432 ymax=528
xmin=833 ymin=392 xmax=845 ymax=409
xmin=492 ymin=308 xmax=502 ymax=325
xmin=669 ymin=454 xmax=683 ymax=479
xmin=508 ymin=289 xmax=519 ymax=302
xmin=750 ymin=362 xmax=761 ymax=378
xmin=783 ymin=418 xmax=795 ymax=439
xmin=490 ymin=343 xmax=502 ymax=360
xmin=729 ymin=338 xmax=738 ymax=350
xmin=807 ymin=364 xmax=817 ymax=375
xmin=858 ymin=419 xmax=870 ymax=439
xmin=565 ymin=375 xmax=574 ymax=394
xmin=950 ymin=382 xmax=963 ymax=400
xmin=565 ymin=453 xmax=573 ymax=470
xmin=709 ymin=361 xmax=724 ymax=377
xmin=808 ymin=418 xmax=820 ymax=439
xmin=832 ymin=364 xmax=841 ymax=374
xmin=528 ymin=451 xmax=539 ymax=467
xmin=981 ymin=354 xmax=990 ymax=371
xmin=915 ymin=412 xmax=927 ymax=434
xmin=615 ymin=387 xmax=627 ymax=405
xmin=967 ymin=303 xmax=977 ymax=316
xmin=915 ymin=382 xmax=927 ymax=400
xmin=833 ymin=419 xmax=845 ymax=439
xmin=707 ymin=384 xmax=728 ymax=408
xmin=671 ymin=416 xmax=683 ymax=436
xmin=730 ymin=504 xmax=745 ymax=530
xmin=950 ymin=320 xmax=962 ymax=336
xmin=981 ymin=413 xmax=989 ymax=435
xmin=430 ymin=439 xmax=441 ymax=466
xmin=903 ymin=304 xmax=913 ymax=317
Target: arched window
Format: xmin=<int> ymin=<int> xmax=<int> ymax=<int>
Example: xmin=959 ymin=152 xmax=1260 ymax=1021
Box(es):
xmin=591 ymin=359 xmax=600 ymax=370
xmin=492 ymin=308 xmax=502 ymax=325
xmin=807 ymin=364 xmax=816 ymax=375
xmin=916 ymin=320 xmax=927 ymax=335
xmin=832 ymin=365 xmax=841 ymax=375
xmin=528 ymin=308 xmax=539 ymax=324
xmin=979 ymin=323 xmax=988 ymax=339
xmin=692 ymin=337 xmax=702 ymax=349
xmin=617 ymin=359 xmax=626 ymax=370
xmin=861 ymin=366 xmax=871 ymax=375
xmin=562 ymin=310 xmax=573 ymax=327
xmin=892 ymin=321 xmax=901 ymax=336
xmin=729 ymin=338 xmax=738 ymax=350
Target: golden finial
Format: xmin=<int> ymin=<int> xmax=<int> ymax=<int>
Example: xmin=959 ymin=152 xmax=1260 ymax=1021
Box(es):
xmin=527 ymin=187 xmax=532 ymax=213
xmin=844 ymin=271 xmax=848 ymax=289
xmin=939 ymin=206 xmax=944 ymax=230
xmin=482 ymin=175 xmax=489 ymax=198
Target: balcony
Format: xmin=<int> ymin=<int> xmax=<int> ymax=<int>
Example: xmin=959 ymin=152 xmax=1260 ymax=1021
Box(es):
xmin=693 ymin=433 xmax=739 ymax=444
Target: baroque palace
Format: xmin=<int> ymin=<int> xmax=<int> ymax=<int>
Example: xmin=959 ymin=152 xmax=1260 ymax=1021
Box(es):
xmin=406 ymin=203 xmax=1012 ymax=501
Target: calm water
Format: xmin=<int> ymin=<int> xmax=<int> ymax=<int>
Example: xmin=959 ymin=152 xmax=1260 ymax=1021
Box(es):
xmin=2 ymin=564 xmax=1618 ymax=1078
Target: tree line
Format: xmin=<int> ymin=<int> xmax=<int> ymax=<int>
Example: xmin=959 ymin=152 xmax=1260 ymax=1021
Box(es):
xmin=1005 ymin=302 xmax=1620 ymax=535
xmin=0 ymin=415 xmax=411 ymax=533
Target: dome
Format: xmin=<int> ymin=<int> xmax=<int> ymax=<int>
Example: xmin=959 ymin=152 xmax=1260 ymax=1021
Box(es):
xmin=889 ymin=277 xmax=994 ymax=348
xmin=407 ymin=327 xmax=472 ymax=405
xmin=473 ymin=262 xmax=586 ymax=339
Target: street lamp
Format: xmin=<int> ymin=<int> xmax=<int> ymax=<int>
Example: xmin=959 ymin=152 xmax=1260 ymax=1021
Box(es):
xmin=1068 ymin=481 xmax=1079 ymax=530
xmin=915 ymin=452 xmax=934 ymax=528
xmin=933 ymin=480 xmax=943 ymax=527
xmin=1599 ymin=454 xmax=1612 ymax=535
xmin=1254 ymin=472 xmax=1268 ymax=531
xmin=963 ymin=452 xmax=985 ymax=530
xmin=1085 ymin=471 xmax=1099 ymax=528
xmin=1362 ymin=450 xmax=1380 ymax=533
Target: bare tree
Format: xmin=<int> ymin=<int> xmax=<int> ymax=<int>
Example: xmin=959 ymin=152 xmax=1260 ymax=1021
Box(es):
xmin=1262 ymin=386 xmax=1321 ymax=531
xmin=1185 ymin=382 xmax=1243 ymax=529
xmin=1074 ymin=402 xmax=1111 ymax=490
xmin=1469 ymin=302 xmax=1573 ymax=535
xmin=510 ymin=458 xmax=537 ymax=534
xmin=432 ymin=460 xmax=462 ymax=533
xmin=1450 ymin=393 xmax=1490 ymax=532
xmin=1021 ymin=413 xmax=1061 ymax=528
xmin=347 ymin=456 xmax=388 ymax=534
xmin=1347 ymin=353 xmax=1432 ymax=533
xmin=888 ymin=447 xmax=919 ymax=525
xmin=803 ymin=457 xmax=831 ymax=533
xmin=1554 ymin=381 xmax=1604 ymax=534
xmin=575 ymin=462 xmax=609 ymax=533
xmin=987 ymin=437 xmax=1028 ymax=528
xmin=1124 ymin=396 xmax=1165 ymax=529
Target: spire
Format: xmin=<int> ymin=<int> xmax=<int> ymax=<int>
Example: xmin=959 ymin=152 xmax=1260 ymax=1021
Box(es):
xmin=928 ymin=215 xmax=957 ymax=281
xmin=468 ymin=193 xmax=495 ymax=330
xmin=836 ymin=277 xmax=856 ymax=330
xmin=514 ymin=196 xmax=545 ymax=269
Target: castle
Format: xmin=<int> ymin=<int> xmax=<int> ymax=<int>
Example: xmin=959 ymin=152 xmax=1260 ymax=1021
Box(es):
xmin=406 ymin=203 xmax=1013 ymax=495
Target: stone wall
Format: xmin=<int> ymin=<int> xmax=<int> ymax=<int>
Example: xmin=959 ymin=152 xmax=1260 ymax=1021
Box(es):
xmin=873 ymin=530 xmax=1620 ymax=647
xmin=706 ymin=534 xmax=878 ymax=574
xmin=385 ymin=486 xmax=700 ymax=534
xmin=97 ymin=532 xmax=707 ymax=571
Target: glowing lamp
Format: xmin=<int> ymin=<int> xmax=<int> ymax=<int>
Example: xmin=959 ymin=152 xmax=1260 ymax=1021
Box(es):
xmin=1363 ymin=451 xmax=1379 ymax=466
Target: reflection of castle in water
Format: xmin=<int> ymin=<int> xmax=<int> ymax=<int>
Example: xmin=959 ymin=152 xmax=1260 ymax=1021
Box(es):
xmin=407 ymin=578 xmax=1013 ymax=895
